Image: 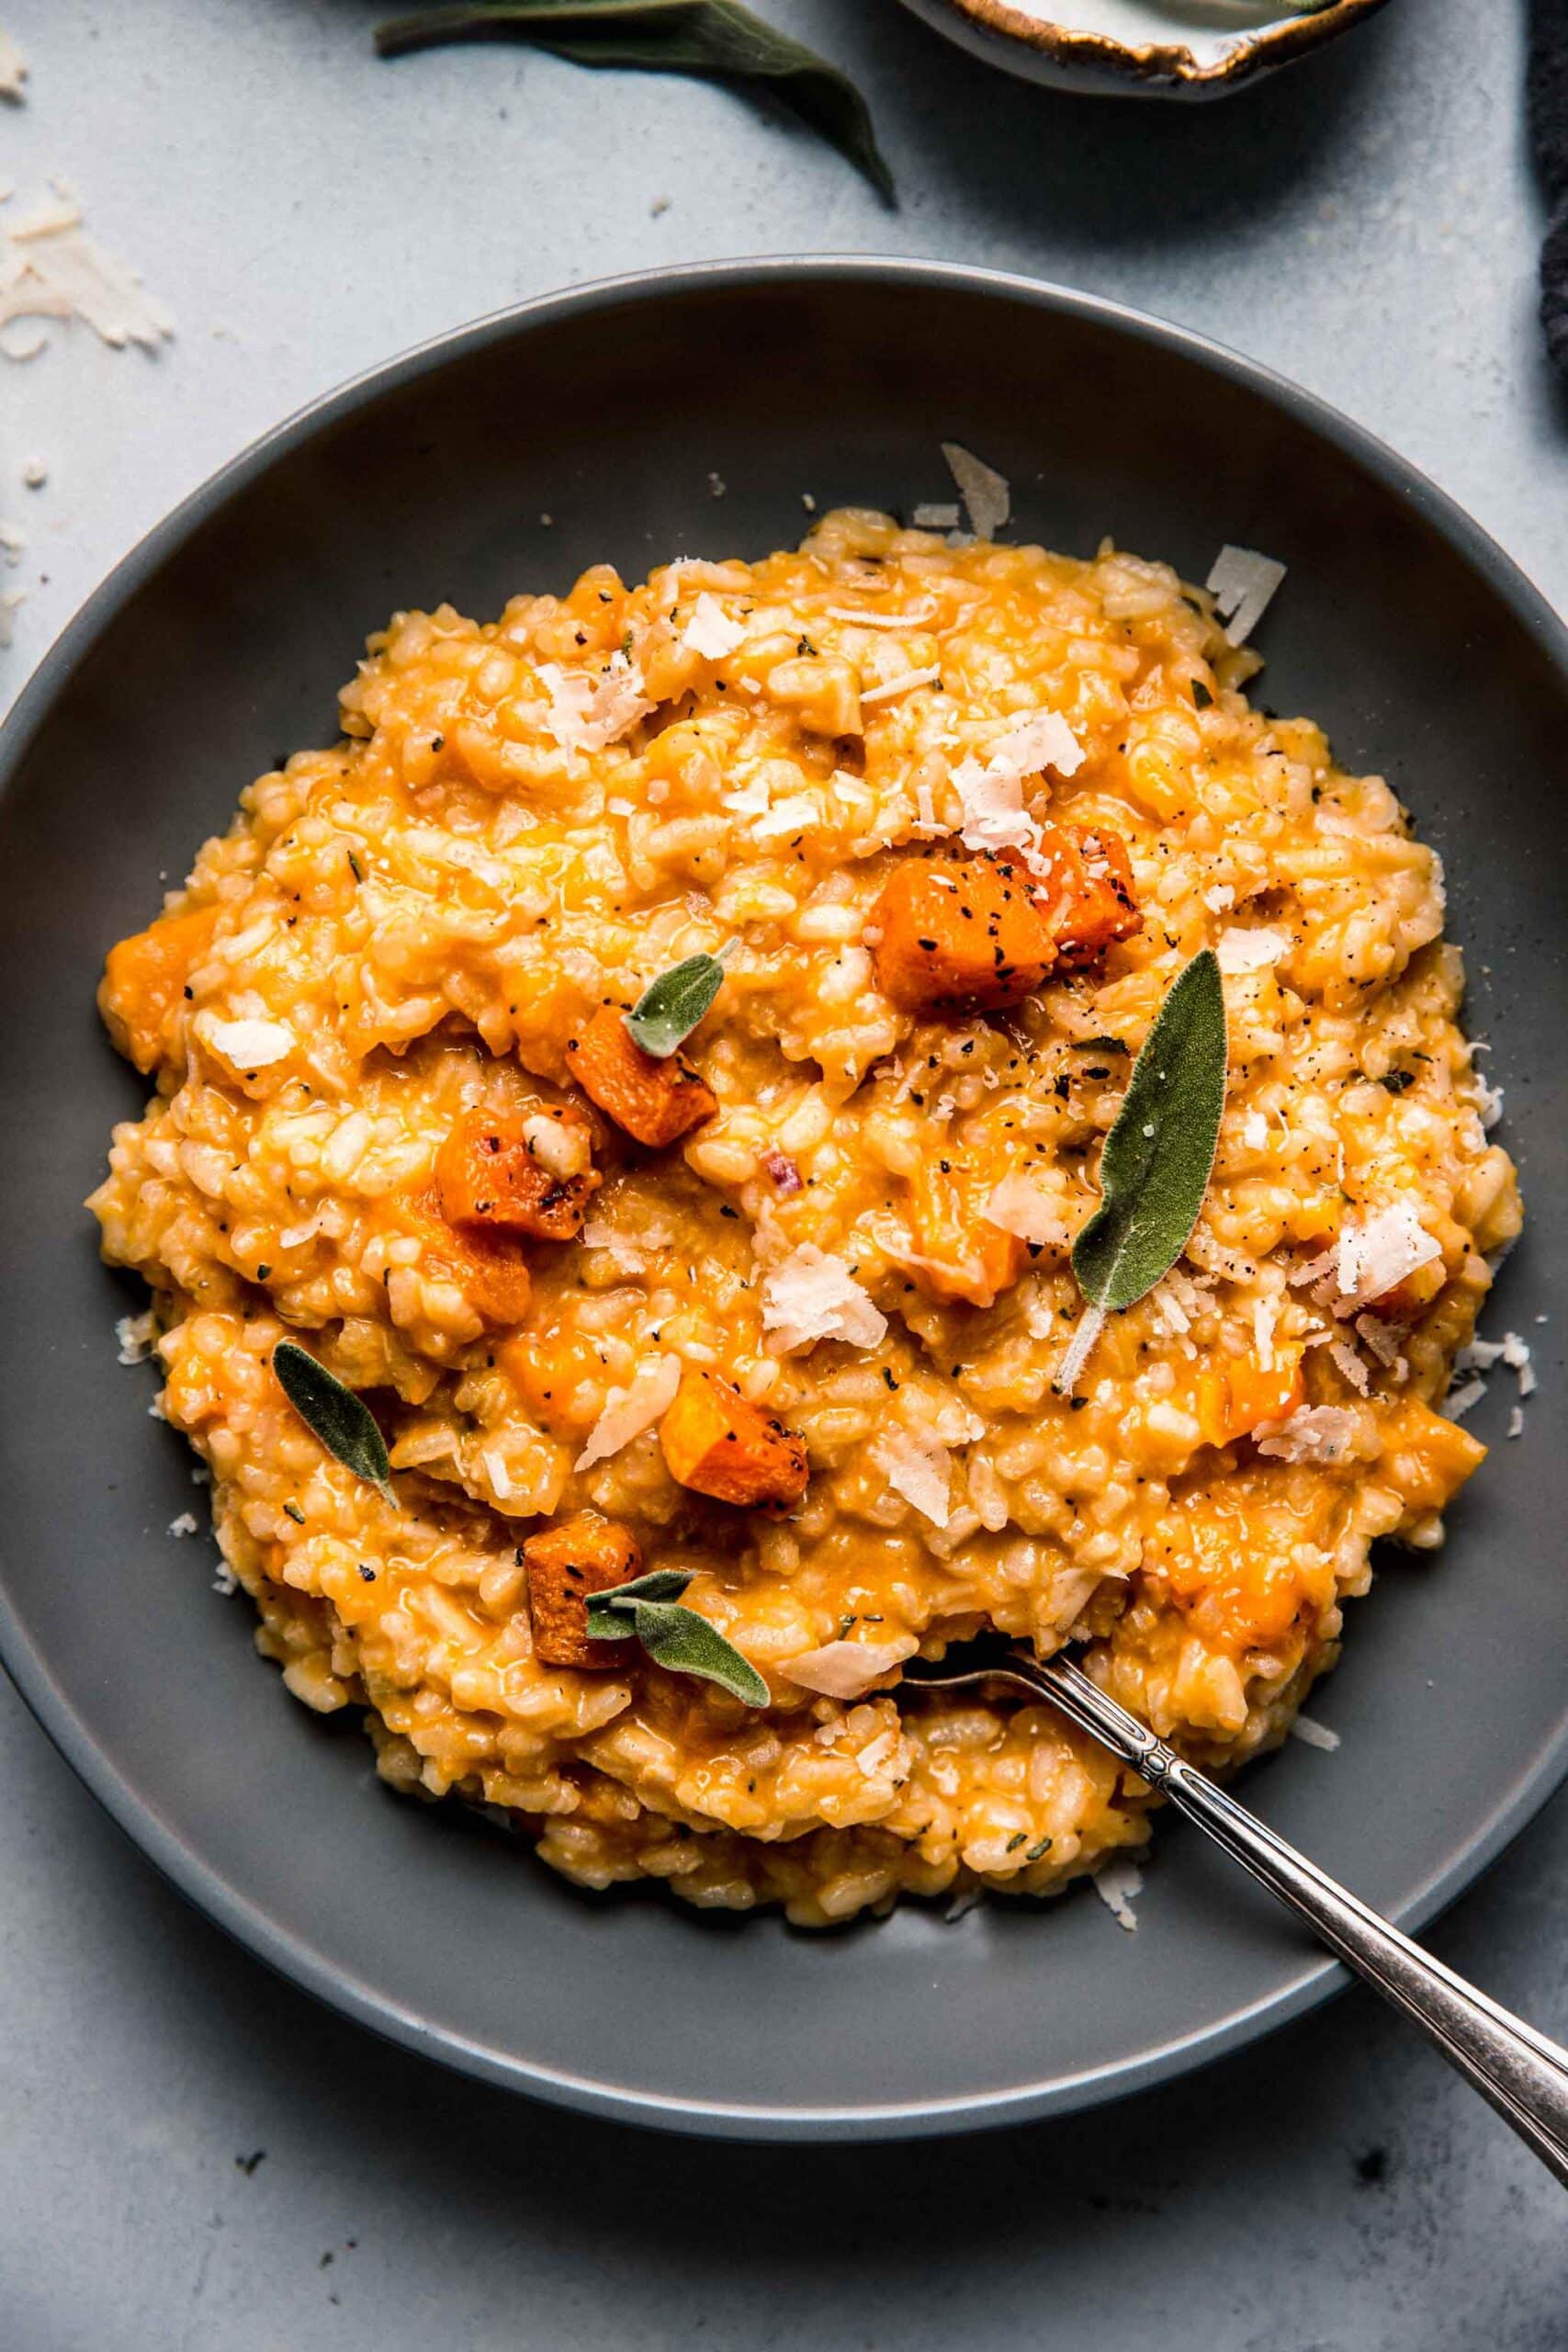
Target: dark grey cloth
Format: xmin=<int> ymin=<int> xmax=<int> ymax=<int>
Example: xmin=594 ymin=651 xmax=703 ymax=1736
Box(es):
xmin=1530 ymin=0 xmax=1568 ymax=368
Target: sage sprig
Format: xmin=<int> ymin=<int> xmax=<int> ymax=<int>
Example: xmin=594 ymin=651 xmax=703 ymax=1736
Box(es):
xmin=274 ymin=1341 xmax=394 ymax=1502
xmin=375 ymin=1 xmax=895 ymax=206
xmin=585 ymin=1567 xmax=769 ymax=1705
xmin=1059 ymin=950 xmax=1227 ymax=1391
xmin=625 ymin=952 xmax=724 ymax=1058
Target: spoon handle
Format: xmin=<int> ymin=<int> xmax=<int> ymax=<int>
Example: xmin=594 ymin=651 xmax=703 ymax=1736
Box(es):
xmin=1038 ymin=1657 xmax=1568 ymax=2188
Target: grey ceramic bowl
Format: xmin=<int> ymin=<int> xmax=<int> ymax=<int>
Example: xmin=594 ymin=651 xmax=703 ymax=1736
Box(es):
xmin=896 ymin=0 xmax=1392 ymax=95
xmin=0 ymin=258 xmax=1563 ymax=2141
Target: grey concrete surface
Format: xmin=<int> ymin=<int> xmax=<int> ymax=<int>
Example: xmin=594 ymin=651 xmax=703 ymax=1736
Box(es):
xmin=1 ymin=1 xmax=1564 ymax=2343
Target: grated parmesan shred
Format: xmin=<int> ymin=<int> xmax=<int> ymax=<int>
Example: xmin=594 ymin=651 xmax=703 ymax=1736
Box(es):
xmin=681 ymin=592 xmax=744 ymax=661
xmin=1 ymin=184 xmax=174 ymax=357
xmin=574 ymin=1351 xmax=682 ymax=1471
xmin=1289 ymin=1712 xmax=1341 ymax=1753
xmin=982 ymin=1173 xmax=1072 ymax=1250
xmin=783 ymin=1635 xmax=918 ymax=1699
xmin=761 ymin=1243 xmax=887 ymax=1355
xmin=1206 ymin=545 xmax=1286 ymax=648
xmin=942 ymin=443 xmax=1010 ymax=542
xmin=875 ymin=1429 xmax=952 ymax=1527
xmin=0 ymin=31 xmax=26 ymax=103
xmin=1092 ymin=1853 xmax=1143 ymax=1932
xmin=1256 ymin=1404 xmax=1359 ymax=1464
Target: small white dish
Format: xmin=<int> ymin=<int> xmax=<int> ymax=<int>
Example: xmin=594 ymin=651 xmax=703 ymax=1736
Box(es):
xmin=895 ymin=0 xmax=1391 ymax=96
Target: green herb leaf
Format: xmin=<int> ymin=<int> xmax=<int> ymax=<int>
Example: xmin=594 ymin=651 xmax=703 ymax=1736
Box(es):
xmin=585 ymin=1568 xmax=769 ymax=1704
xmin=624 ymin=952 xmax=724 ymax=1058
xmin=273 ymin=1341 xmax=393 ymax=1500
xmin=1071 ymin=949 xmax=1227 ymax=1315
xmin=375 ymin=1 xmax=895 ymax=205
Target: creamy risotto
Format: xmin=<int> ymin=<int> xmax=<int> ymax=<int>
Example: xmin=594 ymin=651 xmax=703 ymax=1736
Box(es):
xmin=89 ymin=509 xmax=1519 ymax=1926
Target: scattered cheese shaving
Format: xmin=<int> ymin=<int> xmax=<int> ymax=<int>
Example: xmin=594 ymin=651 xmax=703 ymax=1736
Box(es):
xmin=859 ymin=664 xmax=942 ymax=707
xmin=784 ymin=1636 xmax=918 ymax=1699
xmin=982 ymin=1174 xmax=1072 ymax=1250
xmin=1242 ymin=1110 xmax=1270 ymax=1151
xmin=1508 ymin=1405 xmax=1525 ymax=1440
xmin=681 ymin=592 xmax=744 ymax=661
xmin=167 ymin=1512 xmax=198 ymax=1538
xmin=876 ymin=1430 xmax=952 ymax=1526
xmin=1092 ymin=1853 xmax=1143 ymax=1932
xmin=1256 ymin=1404 xmax=1359 ymax=1463
xmin=1444 ymin=1375 xmax=1485 ymax=1421
xmin=198 ymin=1015 xmax=295 ymax=1069
xmin=761 ymin=1244 xmax=887 ymax=1354
xmin=1 ymin=185 xmax=174 ymax=355
xmin=856 ymin=1728 xmax=900 ymax=1778
xmin=574 ymin=1351 xmax=682 ymax=1471
xmin=1206 ymin=545 xmax=1286 ymax=648
xmin=0 ymin=34 xmax=24 ymax=103
xmin=536 ymin=653 xmax=653 ymax=755
xmin=822 ymin=602 xmax=939 ymax=630
xmin=953 ymin=708 xmax=1083 ymax=856
xmin=1214 ymin=925 xmax=1289 ymax=976
xmin=1328 ymin=1340 xmax=1370 ymax=1394
xmin=911 ymin=501 xmax=960 ymax=530
xmin=116 ymin=1311 xmax=158 ymax=1365
xmin=1336 ymin=1204 xmax=1441 ymax=1310
xmin=1289 ymin=1712 xmax=1341 ymax=1753
xmin=942 ymin=442 xmax=1010 ymax=541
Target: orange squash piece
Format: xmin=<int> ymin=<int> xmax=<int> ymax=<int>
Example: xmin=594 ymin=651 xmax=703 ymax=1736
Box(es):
xmin=565 ymin=1007 xmax=716 ymax=1148
xmin=659 ymin=1366 xmax=809 ymax=1512
xmin=98 ymin=902 xmax=220 ymax=1074
xmin=1028 ymin=825 xmax=1141 ymax=967
xmin=906 ymin=1162 xmax=1027 ymax=1309
xmin=871 ymin=854 xmax=1056 ymax=1015
xmin=1380 ymin=1396 xmax=1486 ymax=1516
xmin=412 ymin=1189 xmax=533 ymax=1326
xmin=436 ymin=1105 xmax=600 ymax=1242
xmin=1196 ymin=1351 xmax=1306 ymax=1449
xmin=524 ymin=1510 xmax=642 ymax=1668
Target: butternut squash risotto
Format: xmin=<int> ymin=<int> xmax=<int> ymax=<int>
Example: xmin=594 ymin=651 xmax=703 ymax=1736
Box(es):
xmin=89 ymin=508 xmax=1519 ymax=1926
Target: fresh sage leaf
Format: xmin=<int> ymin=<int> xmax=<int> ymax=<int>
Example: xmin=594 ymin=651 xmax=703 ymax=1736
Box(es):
xmin=586 ymin=1566 xmax=694 ymax=1607
xmin=273 ymin=1341 xmax=394 ymax=1499
xmin=585 ymin=1567 xmax=769 ymax=1704
xmin=375 ymin=0 xmax=895 ymax=206
xmin=1072 ymin=948 xmax=1227 ymax=1315
xmin=624 ymin=952 xmax=724 ymax=1058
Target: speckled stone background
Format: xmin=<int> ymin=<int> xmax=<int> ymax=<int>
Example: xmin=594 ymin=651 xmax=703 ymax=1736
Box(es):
xmin=1 ymin=3 xmax=1564 ymax=2343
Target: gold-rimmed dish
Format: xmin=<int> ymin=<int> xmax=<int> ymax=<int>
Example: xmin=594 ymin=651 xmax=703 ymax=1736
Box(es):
xmin=896 ymin=0 xmax=1393 ymax=96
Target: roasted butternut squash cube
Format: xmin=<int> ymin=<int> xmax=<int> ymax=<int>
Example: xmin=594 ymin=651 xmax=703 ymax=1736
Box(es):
xmin=870 ymin=854 xmax=1055 ymax=1015
xmin=565 ymin=1006 xmax=717 ymax=1148
xmin=524 ymin=1511 xmax=641 ymax=1668
xmin=99 ymin=902 xmax=220 ymax=1074
xmin=1028 ymin=825 xmax=1141 ymax=967
xmin=412 ymin=1189 xmax=533 ymax=1327
xmin=1196 ymin=1351 xmax=1305 ymax=1449
xmin=1380 ymin=1396 xmax=1486 ymax=1517
xmin=659 ymin=1366 xmax=809 ymax=1512
xmin=436 ymin=1105 xmax=600 ymax=1242
xmin=907 ymin=1163 xmax=1027 ymax=1309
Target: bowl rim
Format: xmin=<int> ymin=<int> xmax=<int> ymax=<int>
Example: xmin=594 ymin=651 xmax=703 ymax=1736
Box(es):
xmin=907 ymin=0 xmax=1393 ymax=90
xmin=2 ymin=252 xmax=1566 ymax=2142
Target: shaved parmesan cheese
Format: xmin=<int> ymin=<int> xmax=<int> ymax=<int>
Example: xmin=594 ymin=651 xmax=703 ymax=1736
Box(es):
xmin=167 ymin=1511 xmax=198 ymax=1538
xmin=682 ymin=593 xmax=744 ymax=661
xmin=1354 ymin=1313 xmax=1404 ymax=1368
xmin=876 ymin=1430 xmax=952 ymax=1526
xmin=1256 ymin=1404 xmax=1359 ymax=1464
xmin=116 ymin=1310 xmax=158 ymax=1365
xmin=942 ymin=442 xmax=1010 ymax=541
xmin=983 ymin=1173 xmax=1072 ymax=1250
xmin=783 ymin=1635 xmax=918 ymax=1699
xmin=1203 ymin=883 xmax=1235 ymax=914
xmin=1 ymin=187 xmax=173 ymax=355
xmin=1508 ymin=1405 xmax=1525 ymax=1440
xmin=1328 ymin=1340 xmax=1370 ymax=1394
xmin=751 ymin=792 xmax=818 ymax=842
xmin=1207 ymin=545 xmax=1286 ymax=648
xmin=856 ymin=1728 xmax=900 ymax=1778
xmin=1093 ymin=1853 xmax=1143 ymax=1931
xmin=953 ymin=708 xmax=1083 ymax=856
xmin=1444 ymin=1375 xmax=1485 ymax=1421
xmin=536 ymin=653 xmax=653 ymax=755
xmin=761 ymin=1244 xmax=887 ymax=1354
xmin=1242 ymin=1110 xmax=1269 ymax=1151
xmin=912 ymin=502 xmax=960 ymax=530
xmin=0 ymin=516 xmax=24 ymax=563
xmin=199 ymin=1015 xmax=295 ymax=1069
xmin=860 ymin=665 xmax=942 ymax=707
xmin=1473 ymin=1069 xmax=1505 ymax=1129
xmin=1215 ymin=925 xmax=1289 ymax=976
xmin=822 ymin=602 xmax=940 ymax=630
xmin=1252 ymin=1293 xmax=1278 ymax=1367
xmin=1336 ymin=1204 xmax=1441 ymax=1310
xmin=1289 ymin=1712 xmax=1340 ymax=1752
xmin=574 ymin=1351 xmax=682 ymax=1471
xmin=0 ymin=587 xmax=23 ymax=645
xmin=0 ymin=33 xmax=27 ymax=102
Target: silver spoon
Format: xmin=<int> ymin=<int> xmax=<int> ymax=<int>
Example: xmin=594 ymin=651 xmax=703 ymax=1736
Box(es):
xmin=903 ymin=1643 xmax=1568 ymax=2186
